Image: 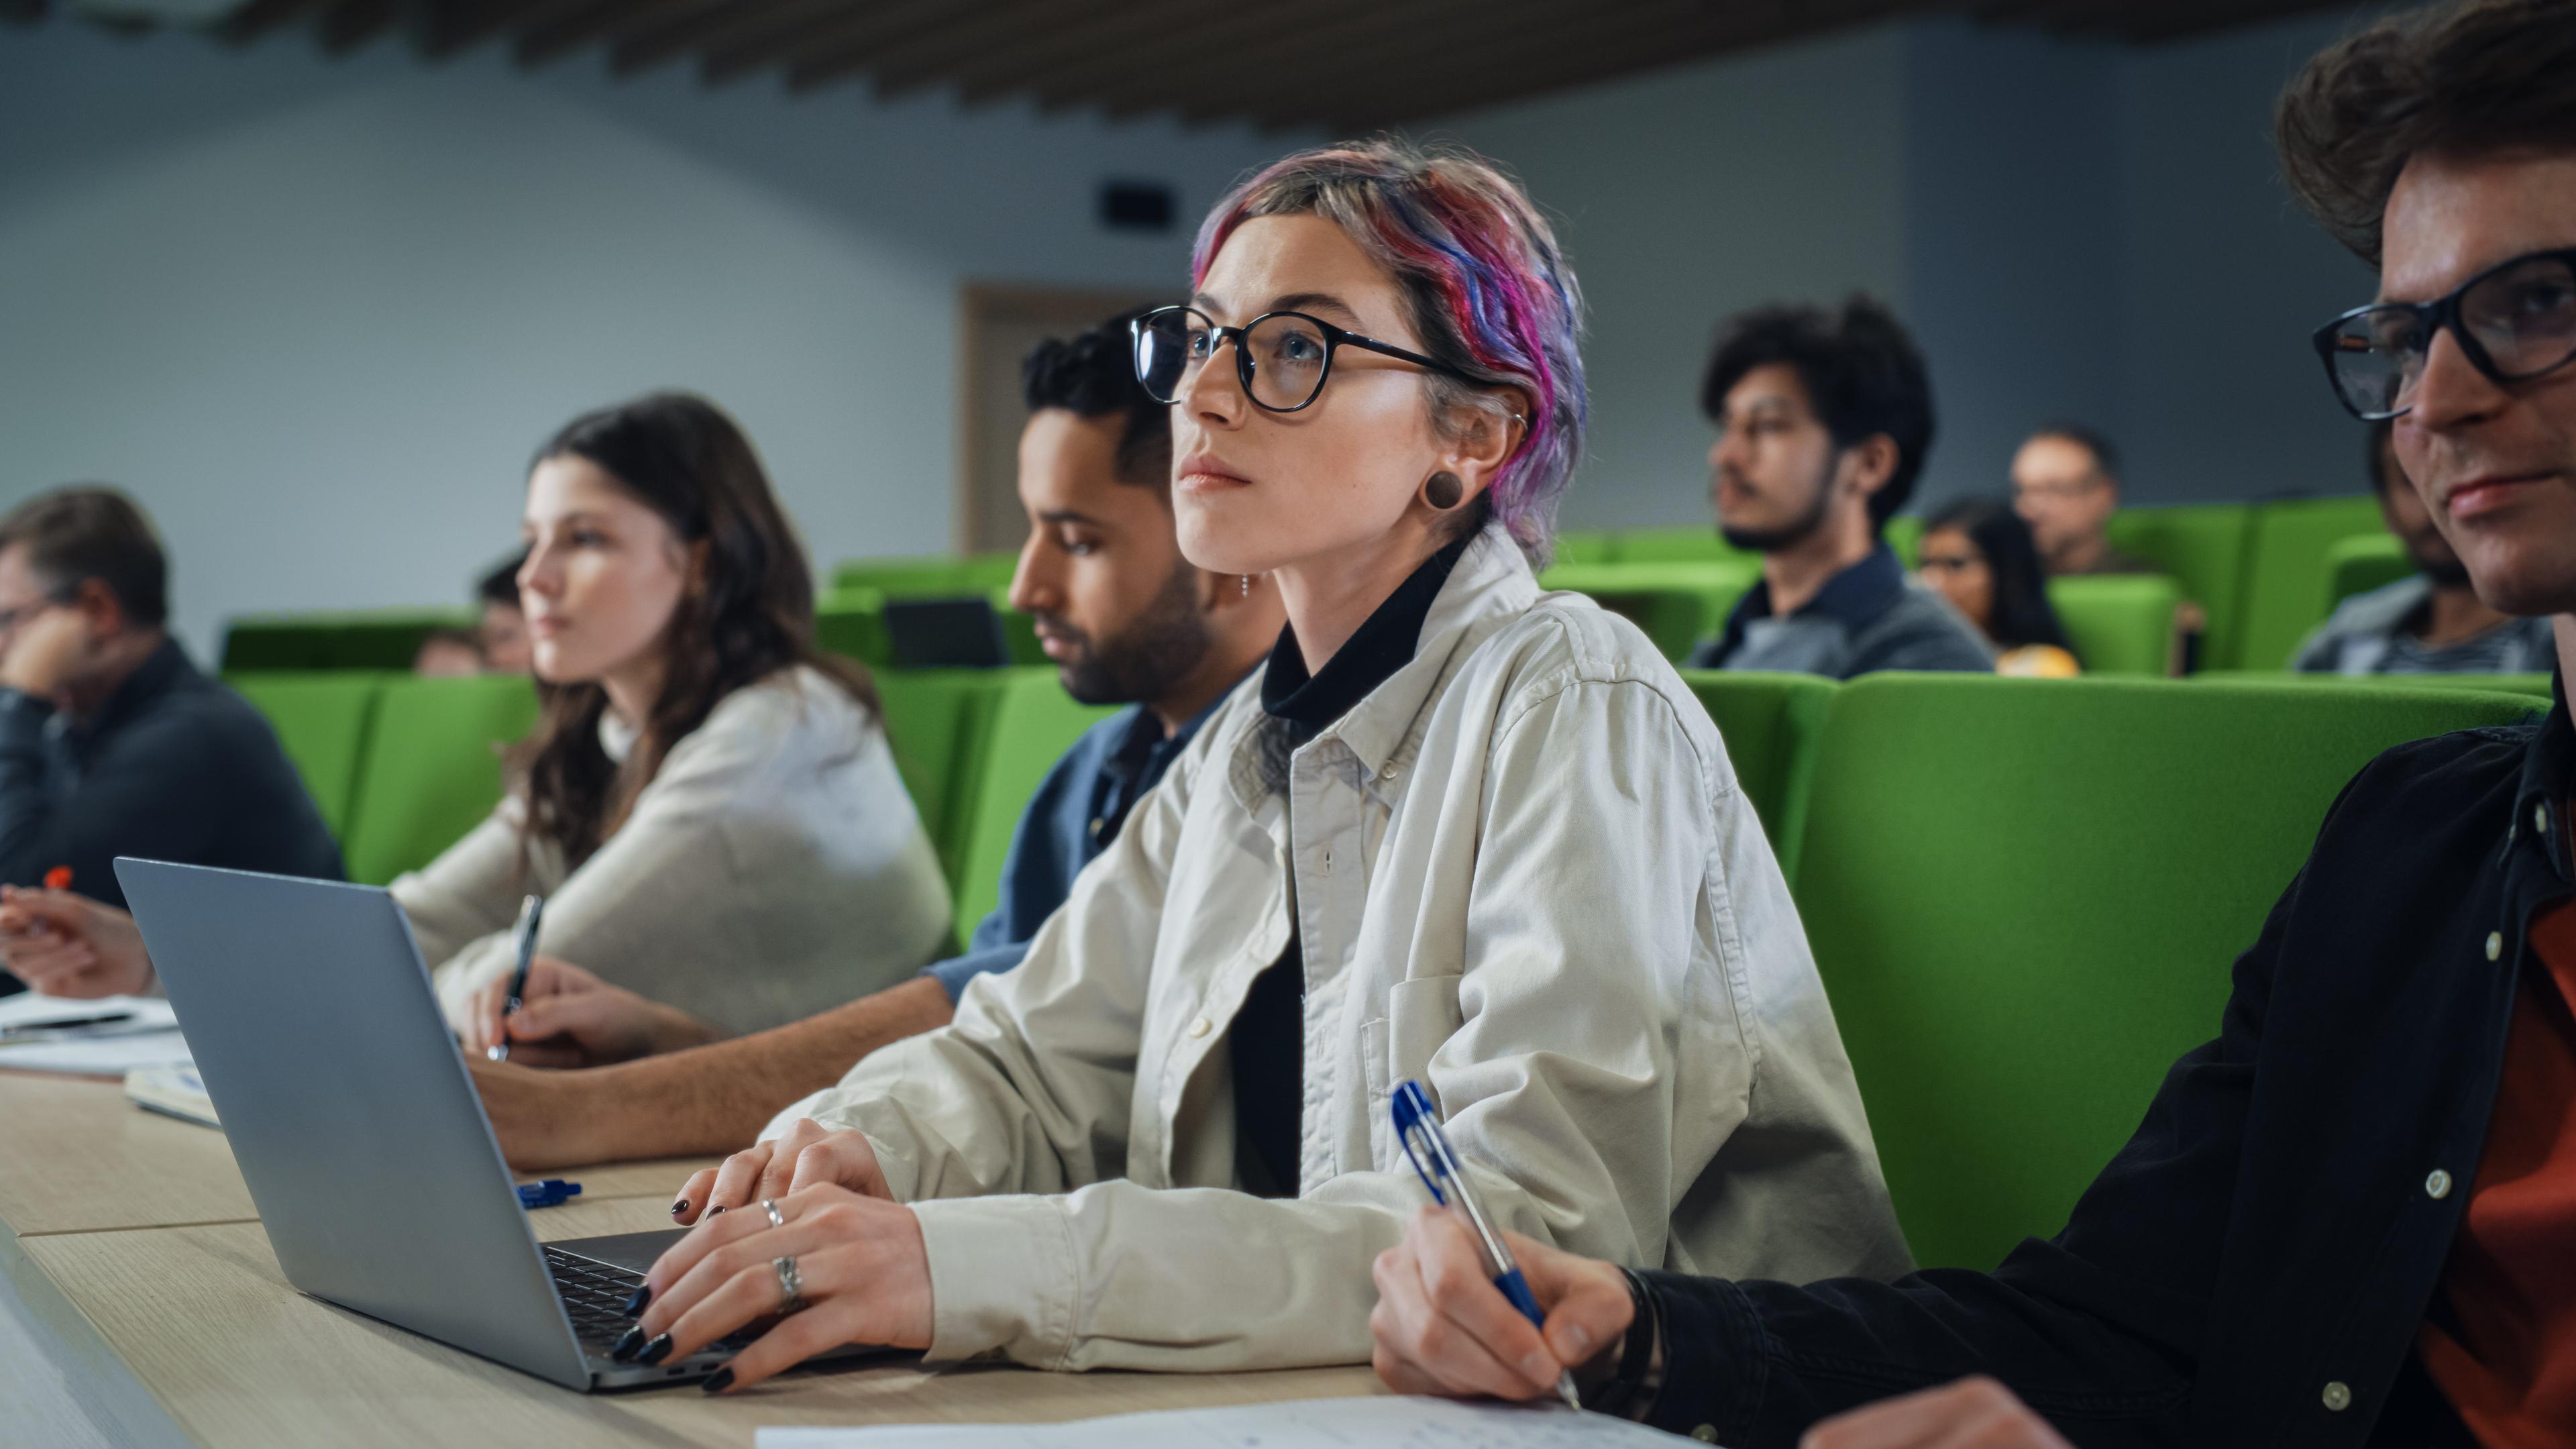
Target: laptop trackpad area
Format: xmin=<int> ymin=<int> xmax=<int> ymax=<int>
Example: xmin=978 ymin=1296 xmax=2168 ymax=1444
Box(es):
xmin=549 ymin=1229 xmax=689 ymax=1276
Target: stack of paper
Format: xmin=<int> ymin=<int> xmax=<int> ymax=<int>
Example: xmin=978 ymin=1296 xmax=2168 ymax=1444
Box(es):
xmin=0 ymin=993 xmax=191 ymax=1077
xmin=758 ymin=1395 xmax=1709 ymax=1448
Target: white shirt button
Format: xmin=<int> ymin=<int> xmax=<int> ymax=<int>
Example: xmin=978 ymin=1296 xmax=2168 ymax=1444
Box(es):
xmin=1690 ymin=1428 xmax=1719 ymax=1444
xmin=2487 ymin=932 xmax=2505 ymax=962
xmin=1187 ymin=1017 xmax=1212 ymax=1038
xmin=1381 ymin=764 xmax=1398 ymax=780
xmin=2426 ymin=1169 xmax=2453 ymax=1199
xmin=2322 ymin=1381 xmax=2352 ymax=1412
xmin=2537 ymin=803 xmax=2551 ymax=837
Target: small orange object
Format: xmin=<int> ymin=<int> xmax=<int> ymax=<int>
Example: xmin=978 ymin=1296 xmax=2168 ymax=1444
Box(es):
xmin=42 ymin=866 xmax=70 ymax=892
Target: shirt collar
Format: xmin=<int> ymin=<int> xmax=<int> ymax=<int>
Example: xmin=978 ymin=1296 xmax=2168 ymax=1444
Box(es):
xmin=83 ymin=637 xmax=190 ymax=739
xmin=2514 ymin=670 xmax=2575 ymax=879
xmin=1224 ymin=523 xmax=1539 ymax=810
xmin=1259 ymin=529 xmax=1474 ymax=735
xmin=1719 ymin=541 xmax=1909 ymax=647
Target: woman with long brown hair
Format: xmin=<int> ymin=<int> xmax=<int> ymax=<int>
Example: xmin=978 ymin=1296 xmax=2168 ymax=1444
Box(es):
xmin=407 ymin=392 xmax=953 ymax=1053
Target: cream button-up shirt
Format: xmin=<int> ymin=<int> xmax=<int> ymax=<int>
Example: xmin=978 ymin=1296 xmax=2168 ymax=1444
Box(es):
xmin=767 ymin=527 xmax=1909 ymax=1371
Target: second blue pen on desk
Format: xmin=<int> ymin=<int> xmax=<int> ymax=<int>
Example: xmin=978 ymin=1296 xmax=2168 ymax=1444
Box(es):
xmin=1391 ymin=1079 xmax=1585 ymax=1412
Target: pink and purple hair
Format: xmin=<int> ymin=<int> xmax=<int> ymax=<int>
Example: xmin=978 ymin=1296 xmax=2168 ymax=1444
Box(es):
xmin=1190 ymin=139 xmax=1587 ymax=564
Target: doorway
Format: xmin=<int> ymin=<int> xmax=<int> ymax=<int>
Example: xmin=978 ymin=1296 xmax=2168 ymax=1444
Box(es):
xmin=957 ymin=284 xmax=1163 ymax=555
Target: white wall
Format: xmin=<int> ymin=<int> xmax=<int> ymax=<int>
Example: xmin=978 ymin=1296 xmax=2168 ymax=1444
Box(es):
xmin=0 ymin=25 xmax=1296 ymax=657
xmin=1434 ymin=28 xmax=1911 ymax=531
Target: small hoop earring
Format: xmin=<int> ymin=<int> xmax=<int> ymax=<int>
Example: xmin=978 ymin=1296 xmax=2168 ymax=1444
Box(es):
xmin=1424 ymin=470 xmax=1464 ymax=511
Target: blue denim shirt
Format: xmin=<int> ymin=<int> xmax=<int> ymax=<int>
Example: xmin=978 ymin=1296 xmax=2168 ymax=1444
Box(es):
xmin=920 ymin=688 xmax=1232 ymax=1002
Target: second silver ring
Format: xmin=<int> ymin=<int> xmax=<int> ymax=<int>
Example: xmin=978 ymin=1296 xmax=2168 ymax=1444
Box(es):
xmin=761 ymin=1198 xmax=786 ymax=1230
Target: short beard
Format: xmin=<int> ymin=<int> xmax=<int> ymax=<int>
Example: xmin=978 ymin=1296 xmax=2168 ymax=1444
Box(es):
xmin=1717 ymin=459 xmax=1839 ymax=554
xmin=1053 ymin=559 xmax=1214 ymax=707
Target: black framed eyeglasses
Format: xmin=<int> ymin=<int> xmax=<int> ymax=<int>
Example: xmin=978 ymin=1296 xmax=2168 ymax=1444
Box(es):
xmin=2313 ymin=247 xmax=2576 ymax=421
xmin=1130 ymin=304 xmax=1484 ymax=413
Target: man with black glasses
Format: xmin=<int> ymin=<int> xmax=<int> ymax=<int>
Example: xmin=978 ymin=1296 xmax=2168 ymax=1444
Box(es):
xmin=1366 ymin=1 xmax=2576 ymax=1443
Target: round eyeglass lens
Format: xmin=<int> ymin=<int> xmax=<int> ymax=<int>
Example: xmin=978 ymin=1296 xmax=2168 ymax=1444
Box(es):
xmin=1133 ymin=309 xmax=1205 ymax=404
xmin=2325 ymin=311 xmax=2417 ymax=418
xmin=2463 ymin=254 xmax=2576 ymax=378
xmin=1243 ymin=314 xmax=1331 ymax=410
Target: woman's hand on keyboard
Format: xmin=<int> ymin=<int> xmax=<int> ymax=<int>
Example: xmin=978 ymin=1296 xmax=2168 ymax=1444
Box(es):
xmin=633 ymin=1179 xmax=932 ymax=1390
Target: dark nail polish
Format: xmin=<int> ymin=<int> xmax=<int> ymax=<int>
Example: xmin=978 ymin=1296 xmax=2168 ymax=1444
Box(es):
xmin=620 ymin=1284 xmax=651 ymax=1318
xmin=670 ymin=1199 xmax=688 ymax=1217
xmin=610 ymin=1326 xmax=646 ymax=1362
xmin=639 ymin=1333 xmax=675 ymax=1366
xmin=709 ymin=1205 xmax=726 ymax=1215
xmin=700 ymin=1366 xmax=735 ymax=1395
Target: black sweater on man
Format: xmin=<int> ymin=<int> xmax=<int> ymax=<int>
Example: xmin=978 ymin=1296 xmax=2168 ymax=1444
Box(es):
xmin=0 ymin=639 xmax=341 ymax=994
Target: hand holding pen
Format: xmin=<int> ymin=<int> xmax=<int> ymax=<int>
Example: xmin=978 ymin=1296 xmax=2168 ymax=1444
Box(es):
xmin=1390 ymin=1079 xmax=1585 ymax=1411
xmin=484 ymin=894 xmax=545 ymax=1063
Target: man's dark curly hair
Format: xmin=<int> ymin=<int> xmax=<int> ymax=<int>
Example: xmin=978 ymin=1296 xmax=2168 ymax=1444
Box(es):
xmin=2276 ymin=0 xmax=2576 ymax=266
xmin=1701 ymin=296 xmax=1935 ymax=531
xmin=1020 ymin=307 xmax=1174 ymax=490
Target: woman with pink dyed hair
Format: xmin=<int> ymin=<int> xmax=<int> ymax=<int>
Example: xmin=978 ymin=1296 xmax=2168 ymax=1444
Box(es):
xmin=623 ymin=138 xmax=1907 ymax=1392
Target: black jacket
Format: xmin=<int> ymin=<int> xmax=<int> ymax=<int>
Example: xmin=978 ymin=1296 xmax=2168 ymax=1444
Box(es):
xmin=0 ymin=640 xmax=341 ymax=981
xmin=1640 ymin=682 xmax=2571 ymax=1447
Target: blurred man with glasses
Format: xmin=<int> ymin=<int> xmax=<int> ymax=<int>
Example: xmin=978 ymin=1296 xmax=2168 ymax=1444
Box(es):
xmin=2009 ymin=424 xmax=2152 ymax=579
xmin=0 ymin=486 xmax=341 ymax=996
xmin=1365 ymin=1 xmax=2576 ymax=1443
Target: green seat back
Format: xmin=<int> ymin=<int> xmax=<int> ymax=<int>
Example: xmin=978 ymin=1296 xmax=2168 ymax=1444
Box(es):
xmin=220 ymin=622 xmax=332 ymax=672
xmin=873 ymin=668 xmax=1016 ymax=888
xmin=225 ymin=672 xmax=391 ymax=838
xmin=951 ymin=671 xmax=1121 ymax=934
xmin=2233 ymin=496 xmax=2388 ymax=669
xmin=2102 ymin=504 xmax=2253 ymax=667
xmin=1795 ymin=674 xmax=2538 ymax=1270
xmin=2191 ymin=669 xmax=2554 ymax=700
xmin=341 ymin=676 xmax=543 ymax=885
xmin=2047 ymin=574 xmax=2180 ymax=677
xmin=222 ymin=609 xmax=475 ymax=673
xmin=1615 ymin=526 xmax=1737 ymax=564
xmin=831 ymin=557 xmax=979 ymax=598
xmin=816 ymin=591 xmax=892 ymax=667
xmin=2324 ymin=533 xmax=2411 ymax=610
xmin=985 ymin=588 xmax=1050 ymax=667
xmin=961 ymin=552 xmax=1022 ymax=590
xmin=1679 ymin=671 xmax=1836 ymax=883
xmin=1882 ymin=515 xmax=1923 ymax=568
xmin=1550 ymin=531 xmax=1618 ymax=566
xmin=1539 ymin=561 xmax=1760 ymax=662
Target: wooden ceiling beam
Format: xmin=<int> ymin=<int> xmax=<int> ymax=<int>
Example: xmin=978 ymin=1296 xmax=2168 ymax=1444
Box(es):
xmin=212 ymin=0 xmax=326 ymax=44
xmin=793 ymin=0 xmax=1109 ymax=97
xmin=1297 ymin=0 xmax=1913 ymax=131
xmin=317 ymin=0 xmax=399 ymax=54
xmin=945 ymin=0 xmax=1299 ymax=109
xmin=510 ymin=0 xmax=640 ymax=64
xmin=610 ymin=0 xmax=777 ymax=75
xmin=1075 ymin=0 xmax=1519 ymax=123
xmin=701 ymin=0 xmax=971 ymax=87
xmin=0 ymin=0 xmax=48 ymax=23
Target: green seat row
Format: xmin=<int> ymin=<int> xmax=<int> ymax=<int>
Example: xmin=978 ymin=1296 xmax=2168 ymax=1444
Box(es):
xmin=816 ymin=588 xmax=1046 ymax=672
xmin=221 ymin=608 xmax=476 ymax=672
xmin=224 ymin=672 xmax=541 ymax=885
xmin=1681 ymin=669 xmax=2536 ymax=1270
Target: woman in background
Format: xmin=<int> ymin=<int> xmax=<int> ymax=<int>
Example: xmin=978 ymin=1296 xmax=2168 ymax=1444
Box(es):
xmin=5 ymin=393 xmax=953 ymax=1051
xmin=1916 ymin=500 xmax=2082 ymax=678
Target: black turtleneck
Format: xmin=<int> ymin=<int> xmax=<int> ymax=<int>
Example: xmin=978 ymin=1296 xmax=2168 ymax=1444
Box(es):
xmin=1231 ymin=530 xmax=1472 ymax=1197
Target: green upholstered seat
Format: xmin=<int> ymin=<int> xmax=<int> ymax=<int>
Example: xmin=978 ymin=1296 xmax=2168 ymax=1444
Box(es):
xmin=1882 ymin=515 xmax=1923 ymax=569
xmin=225 ymin=672 xmax=392 ymax=839
xmin=1679 ymin=670 xmax=1836 ymax=884
xmin=832 ymin=553 xmax=1019 ymax=599
xmin=1539 ymin=561 xmax=1760 ymax=663
xmin=2190 ymin=669 xmax=2553 ymax=699
xmin=339 ymin=675 xmax=542 ymax=885
xmin=2231 ymin=496 xmax=2389 ymax=670
xmin=2102 ymin=504 xmax=2253 ymax=667
xmin=948 ymin=670 xmax=1121 ymax=936
xmin=2047 ymin=574 xmax=2180 ymax=677
xmin=2323 ymin=533 xmax=2411 ymax=612
xmin=221 ymin=608 xmax=475 ymax=673
xmin=815 ymin=591 xmax=893 ymax=667
xmin=873 ymin=667 xmax=1032 ymax=893
xmin=1614 ymin=526 xmax=1738 ymax=564
xmin=1792 ymin=674 xmax=2538 ymax=1271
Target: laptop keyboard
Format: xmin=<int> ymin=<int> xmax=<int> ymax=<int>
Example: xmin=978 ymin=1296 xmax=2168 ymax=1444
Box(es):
xmin=545 ymin=1247 xmax=757 ymax=1355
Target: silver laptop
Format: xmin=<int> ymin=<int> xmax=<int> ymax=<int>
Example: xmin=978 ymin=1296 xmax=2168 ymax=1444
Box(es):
xmin=117 ymin=857 xmax=812 ymax=1390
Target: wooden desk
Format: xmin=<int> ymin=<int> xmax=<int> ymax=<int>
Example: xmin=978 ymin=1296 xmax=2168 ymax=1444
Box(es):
xmin=0 ymin=1073 xmax=1383 ymax=1446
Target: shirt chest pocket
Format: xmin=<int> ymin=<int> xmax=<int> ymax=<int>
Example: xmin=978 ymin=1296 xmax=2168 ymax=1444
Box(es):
xmin=1361 ymin=974 xmax=1466 ymax=1100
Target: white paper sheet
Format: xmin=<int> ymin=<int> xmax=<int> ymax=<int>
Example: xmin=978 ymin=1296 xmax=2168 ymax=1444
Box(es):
xmin=757 ymin=1395 xmax=1708 ymax=1448
xmin=0 ymin=994 xmax=189 ymax=1076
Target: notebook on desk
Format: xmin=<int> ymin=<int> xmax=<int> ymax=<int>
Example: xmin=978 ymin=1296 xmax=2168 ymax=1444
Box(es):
xmin=113 ymin=857 xmax=881 ymax=1392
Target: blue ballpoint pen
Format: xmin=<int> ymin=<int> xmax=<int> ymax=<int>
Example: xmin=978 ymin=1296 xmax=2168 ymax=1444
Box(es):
xmin=1391 ymin=1079 xmax=1584 ymax=1411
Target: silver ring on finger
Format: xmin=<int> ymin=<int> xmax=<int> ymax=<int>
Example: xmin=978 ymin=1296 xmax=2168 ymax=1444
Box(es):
xmin=772 ymin=1254 xmax=806 ymax=1316
xmin=761 ymin=1198 xmax=786 ymax=1230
